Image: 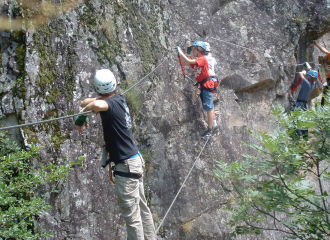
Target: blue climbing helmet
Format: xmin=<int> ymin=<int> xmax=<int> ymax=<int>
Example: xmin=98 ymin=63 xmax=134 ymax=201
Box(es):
xmin=192 ymin=41 xmax=207 ymax=51
xmin=307 ymin=70 xmax=318 ymax=79
xmin=187 ymin=41 xmax=206 ymax=54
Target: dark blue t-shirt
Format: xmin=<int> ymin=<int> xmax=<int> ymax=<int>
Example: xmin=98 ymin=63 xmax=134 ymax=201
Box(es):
xmin=297 ymin=78 xmax=315 ymax=102
xmin=100 ymin=94 xmax=138 ymax=163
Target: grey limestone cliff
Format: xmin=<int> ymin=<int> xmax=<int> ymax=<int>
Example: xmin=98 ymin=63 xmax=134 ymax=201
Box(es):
xmin=1 ymin=0 xmax=330 ymax=239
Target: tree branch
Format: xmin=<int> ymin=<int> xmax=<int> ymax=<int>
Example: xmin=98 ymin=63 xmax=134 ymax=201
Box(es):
xmin=275 ymin=165 xmax=330 ymax=214
xmin=230 ymin=180 xmax=302 ymax=238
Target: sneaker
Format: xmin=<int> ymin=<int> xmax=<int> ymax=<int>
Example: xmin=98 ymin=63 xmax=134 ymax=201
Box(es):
xmin=213 ymin=125 xmax=219 ymax=133
xmin=201 ymin=128 xmax=214 ymax=139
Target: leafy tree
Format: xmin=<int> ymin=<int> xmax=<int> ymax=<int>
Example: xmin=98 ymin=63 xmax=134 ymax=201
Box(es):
xmin=0 ymin=130 xmax=74 ymax=239
xmin=213 ymin=101 xmax=330 ymax=239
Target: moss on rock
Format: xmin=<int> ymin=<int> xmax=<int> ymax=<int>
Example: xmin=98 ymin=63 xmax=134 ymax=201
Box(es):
xmin=13 ymin=31 xmax=27 ymax=101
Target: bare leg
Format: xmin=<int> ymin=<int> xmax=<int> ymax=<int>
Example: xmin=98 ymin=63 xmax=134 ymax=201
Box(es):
xmin=207 ymin=110 xmax=214 ymax=129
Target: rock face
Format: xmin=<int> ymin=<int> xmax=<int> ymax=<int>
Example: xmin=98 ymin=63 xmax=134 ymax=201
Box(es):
xmin=1 ymin=0 xmax=330 ymax=239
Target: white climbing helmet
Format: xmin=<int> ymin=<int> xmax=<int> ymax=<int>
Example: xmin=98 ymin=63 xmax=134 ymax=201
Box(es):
xmin=205 ymin=42 xmax=211 ymax=52
xmin=94 ymin=69 xmax=117 ymax=94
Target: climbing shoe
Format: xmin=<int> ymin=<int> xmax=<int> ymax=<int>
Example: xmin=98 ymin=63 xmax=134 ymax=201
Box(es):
xmin=201 ymin=128 xmax=214 ymax=140
xmin=213 ymin=125 xmax=219 ymax=133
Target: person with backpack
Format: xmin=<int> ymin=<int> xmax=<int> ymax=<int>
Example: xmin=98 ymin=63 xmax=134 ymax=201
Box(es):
xmin=75 ymin=69 xmax=156 ymax=240
xmin=177 ymin=41 xmax=217 ymax=139
xmin=293 ymin=70 xmax=318 ymax=139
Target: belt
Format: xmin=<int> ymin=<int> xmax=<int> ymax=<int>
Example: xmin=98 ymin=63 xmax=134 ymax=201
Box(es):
xmin=296 ymin=99 xmax=307 ymax=103
xmin=113 ymin=170 xmax=142 ymax=179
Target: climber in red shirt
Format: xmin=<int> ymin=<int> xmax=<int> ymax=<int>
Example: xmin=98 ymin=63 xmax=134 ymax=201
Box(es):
xmin=177 ymin=41 xmax=217 ymax=139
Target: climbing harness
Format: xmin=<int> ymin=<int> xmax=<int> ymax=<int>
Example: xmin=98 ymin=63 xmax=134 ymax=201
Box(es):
xmin=102 ymin=145 xmax=141 ymax=183
xmin=195 ymin=76 xmax=220 ymax=94
xmin=155 ymin=138 xmax=210 ymax=234
xmin=107 ymin=158 xmax=143 ymax=184
xmin=114 ymin=168 xmax=142 ymax=179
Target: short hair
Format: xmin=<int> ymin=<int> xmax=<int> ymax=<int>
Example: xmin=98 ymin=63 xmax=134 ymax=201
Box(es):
xmin=195 ymin=46 xmax=205 ymax=54
xmin=96 ymin=87 xmax=117 ymax=97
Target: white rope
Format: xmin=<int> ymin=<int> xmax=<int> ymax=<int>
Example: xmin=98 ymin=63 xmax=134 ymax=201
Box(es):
xmin=0 ymin=51 xmax=174 ymax=131
xmin=155 ymin=138 xmax=210 ymax=234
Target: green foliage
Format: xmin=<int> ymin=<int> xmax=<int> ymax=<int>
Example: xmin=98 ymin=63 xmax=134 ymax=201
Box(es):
xmin=0 ymin=130 xmax=73 ymax=239
xmin=12 ymin=1 xmax=22 ymax=18
xmin=213 ymin=98 xmax=330 ymax=239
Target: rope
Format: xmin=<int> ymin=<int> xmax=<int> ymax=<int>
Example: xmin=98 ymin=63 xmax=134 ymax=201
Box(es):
xmin=122 ymin=52 xmax=173 ymax=95
xmin=0 ymin=111 xmax=93 ymax=131
xmin=155 ymin=138 xmax=210 ymax=234
xmin=0 ymin=51 xmax=174 ymax=132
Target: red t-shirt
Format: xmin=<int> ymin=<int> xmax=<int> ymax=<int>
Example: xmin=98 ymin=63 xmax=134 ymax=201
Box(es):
xmin=190 ymin=56 xmax=210 ymax=83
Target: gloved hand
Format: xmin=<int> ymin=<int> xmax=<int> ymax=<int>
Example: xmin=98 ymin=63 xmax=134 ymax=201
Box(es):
xmin=323 ymin=82 xmax=328 ymax=87
xmin=176 ymin=46 xmax=185 ymax=56
xmin=303 ymin=62 xmax=312 ymax=70
xmin=75 ymin=115 xmax=89 ymax=126
xmin=302 ymin=70 xmax=307 ymax=75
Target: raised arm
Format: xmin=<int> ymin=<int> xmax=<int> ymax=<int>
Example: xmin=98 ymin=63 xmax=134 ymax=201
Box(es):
xmin=298 ymin=71 xmax=305 ymax=80
xmin=313 ymin=40 xmax=330 ymax=55
xmin=177 ymin=47 xmax=197 ymax=66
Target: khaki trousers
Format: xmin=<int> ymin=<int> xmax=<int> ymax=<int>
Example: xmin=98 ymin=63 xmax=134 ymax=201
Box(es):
xmin=115 ymin=155 xmax=156 ymax=240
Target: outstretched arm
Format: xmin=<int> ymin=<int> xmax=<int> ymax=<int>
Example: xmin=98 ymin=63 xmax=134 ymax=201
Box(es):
xmin=82 ymin=100 xmax=108 ymax=114
xmin=313 ymin=40 xmax=329 ymax=55
xmin=80 ymin=98 xmax=97 ymax=107
xmin=75 ymin=99 xmax=108 ymax=133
